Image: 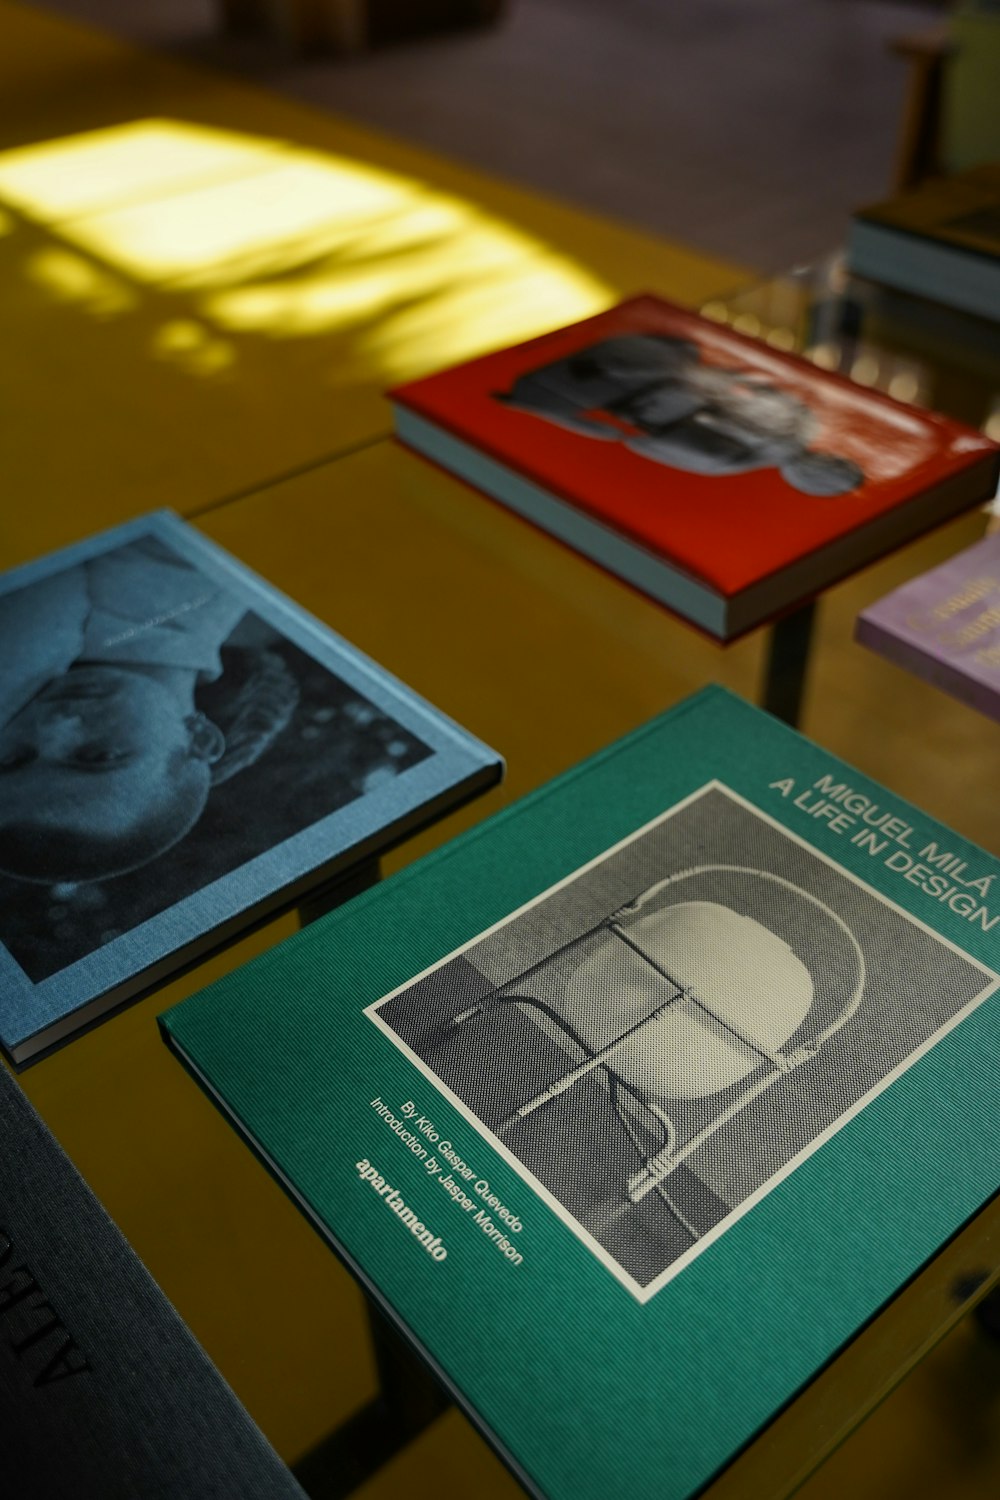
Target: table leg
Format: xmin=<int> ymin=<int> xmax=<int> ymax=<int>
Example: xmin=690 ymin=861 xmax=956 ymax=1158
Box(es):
xmin=975 ymin=1285 xmax=1000 ymax=1342
xmin=293 ymin=859 xmax=449 ymax=1496
xmin=296 ymin=858 xmax=382 ymax=928
xmin=291 ymin=1304 xmax=450 ymax=1498
xmin=366 ymin=1301 xmax=452 ymax=1437
xmin=762 ymin=600 xmax=816 ymax=728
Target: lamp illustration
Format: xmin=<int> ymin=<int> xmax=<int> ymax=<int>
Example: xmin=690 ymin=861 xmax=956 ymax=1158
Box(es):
xmin=448 ymin=865 xmax=866 ymax=1227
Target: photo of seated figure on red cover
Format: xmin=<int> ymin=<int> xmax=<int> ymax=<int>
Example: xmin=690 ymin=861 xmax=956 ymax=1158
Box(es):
xmin=495 ymin=333 xmax=865 ymax=496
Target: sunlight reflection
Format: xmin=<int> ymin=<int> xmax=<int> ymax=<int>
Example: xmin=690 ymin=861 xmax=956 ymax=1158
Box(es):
xmin=850 ymin=351 xmax=880 ymax=387
xmin=0 ymin=121 xmax=290 ymax=221
xmin=63 ymin=159 xmax=419 ymax=287
xmin=151 ymin=318 xmax=236 ymax=376
xmin=354 ymin=263 xmax=599 ymax=382
xmin=0 ymin=119 xmax=609 ymax=380
xmin=886 ymin=368 xmax=921 ymax=405
xmin=27 ymin=247 xmax=137 ymax=315
xmin=699 ymin=301 xmax=728 ymax=323
xmin=808 ymin=342 xmax=840 ymax=370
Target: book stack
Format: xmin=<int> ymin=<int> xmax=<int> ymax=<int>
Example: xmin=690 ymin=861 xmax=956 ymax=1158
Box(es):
xmin=848 ymin=164 xmax=1000 ymax=322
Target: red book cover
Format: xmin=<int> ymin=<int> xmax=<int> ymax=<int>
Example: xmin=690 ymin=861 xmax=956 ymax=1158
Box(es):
xmin=391 ymin=295 xmax=999 ymax=637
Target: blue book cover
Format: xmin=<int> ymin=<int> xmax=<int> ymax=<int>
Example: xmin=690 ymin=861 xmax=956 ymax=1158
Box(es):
xmin=0 ymin=511 xmax=502 ymax=1064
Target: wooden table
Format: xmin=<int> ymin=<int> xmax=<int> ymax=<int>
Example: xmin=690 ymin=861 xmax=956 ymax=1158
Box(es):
xmin=17 ymin=432 xmax=1000 ymax=1495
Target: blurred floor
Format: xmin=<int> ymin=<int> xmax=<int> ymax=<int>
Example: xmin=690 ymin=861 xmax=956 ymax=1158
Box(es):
xmin=27 ymin=0 xmax=942 ymax=271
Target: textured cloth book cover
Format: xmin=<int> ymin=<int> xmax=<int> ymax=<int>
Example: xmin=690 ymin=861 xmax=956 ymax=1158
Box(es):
xmin=0 ymin=1062 xmax=306 ymax=1500
xmin=0 ymin=511 xmax=502 ymax=1064
xmin=161 ymin=686 xmax=1000 ymax=1500
xmin=391 ymin=295 xmax=999 ymax=637
xmin=857 ymin=528 xmax=1000 ymax=721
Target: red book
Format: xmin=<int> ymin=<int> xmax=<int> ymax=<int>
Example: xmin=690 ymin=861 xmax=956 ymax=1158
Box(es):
xmin=391 ymin=295 xmax=1000 ymax=639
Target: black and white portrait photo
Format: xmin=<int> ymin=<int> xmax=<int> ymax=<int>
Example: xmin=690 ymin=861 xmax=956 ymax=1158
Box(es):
xmin=370 ymin=785 xmax=996 ymax=1298
xmin=0 ymin=525 xmax=431 ymax=984
xmin=496 ymin=333 xmax=866 ymax=495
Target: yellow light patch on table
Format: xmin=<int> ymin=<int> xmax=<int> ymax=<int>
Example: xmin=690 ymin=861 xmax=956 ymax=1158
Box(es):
xmin=0 ymin=118 xmax=284 ymax=221
xmin=0 ymin=4 xmax=743 ymax=569
xmin=4 ymin=118 xmax=604 ymax=377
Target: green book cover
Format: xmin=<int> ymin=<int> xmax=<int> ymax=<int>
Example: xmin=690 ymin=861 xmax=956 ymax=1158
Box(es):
xmin=160 ymin=685 xmax=1000 ymax=1499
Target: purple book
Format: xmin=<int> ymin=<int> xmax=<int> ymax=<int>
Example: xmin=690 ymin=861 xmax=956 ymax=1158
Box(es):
xmin=856 ymin=529 xmax=1000 ymax=721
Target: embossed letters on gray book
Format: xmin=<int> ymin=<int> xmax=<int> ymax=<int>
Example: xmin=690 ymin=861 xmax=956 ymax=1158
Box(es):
xmin=0 ymin=1065 xmax=307 ymax=1500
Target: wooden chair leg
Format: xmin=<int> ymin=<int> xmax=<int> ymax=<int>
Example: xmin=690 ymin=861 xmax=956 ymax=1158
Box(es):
xmin=889 ymin=26 xmax=952 ymax=191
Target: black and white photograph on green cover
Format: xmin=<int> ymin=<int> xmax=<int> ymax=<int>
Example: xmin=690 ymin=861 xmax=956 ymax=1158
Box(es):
xmin=371 ymin=785 xmax=995 ymax=1297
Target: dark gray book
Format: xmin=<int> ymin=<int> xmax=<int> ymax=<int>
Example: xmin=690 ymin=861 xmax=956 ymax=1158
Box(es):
xmin=0 ymin=1062 xmax=307 ymax=1500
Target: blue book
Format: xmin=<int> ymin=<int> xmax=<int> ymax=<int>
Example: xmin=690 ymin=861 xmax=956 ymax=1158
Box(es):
xmin=0 ymin=511 xmax=502 ymax=1064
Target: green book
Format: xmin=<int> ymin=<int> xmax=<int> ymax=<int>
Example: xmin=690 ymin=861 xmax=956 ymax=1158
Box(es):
xmin=160 ymin=686 xmax=1000 ymax=1499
